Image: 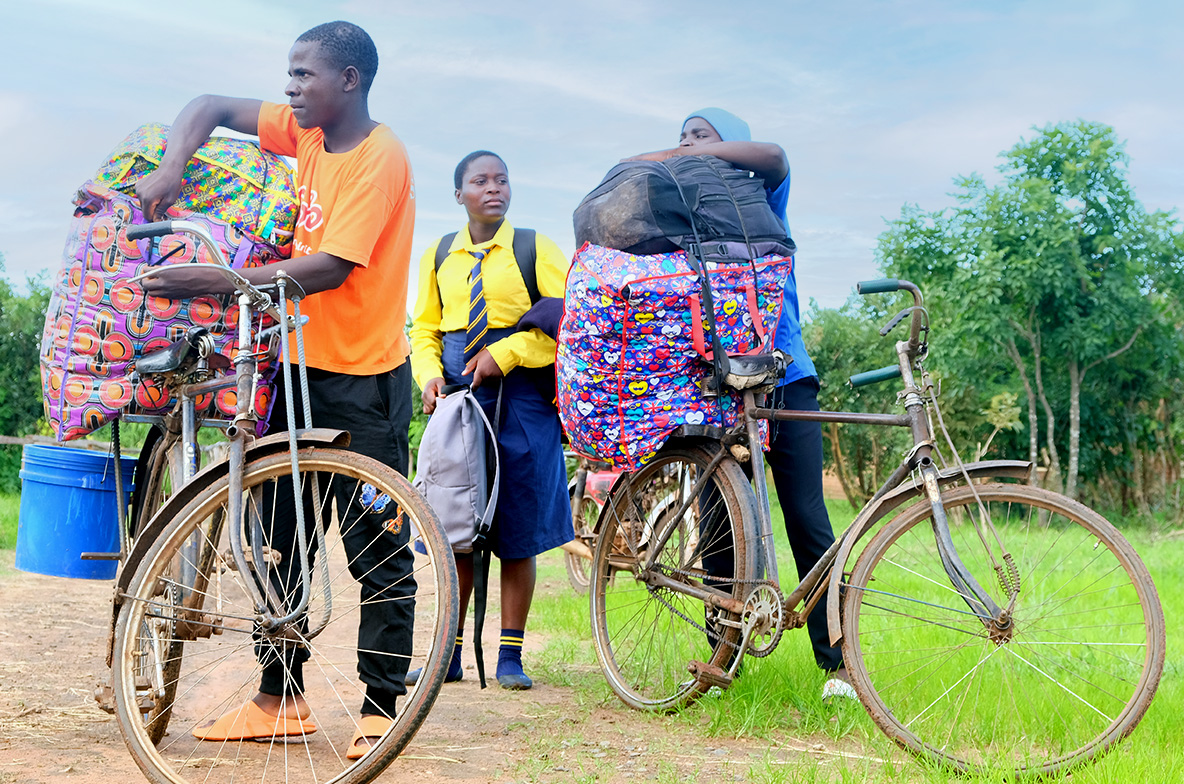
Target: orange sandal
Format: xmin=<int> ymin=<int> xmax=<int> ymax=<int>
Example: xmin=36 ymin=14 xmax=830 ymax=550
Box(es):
xmin=192 ymin=700 xmax=317 ymax=741
xmin=346 ymin=715 xmax=393 ymax=760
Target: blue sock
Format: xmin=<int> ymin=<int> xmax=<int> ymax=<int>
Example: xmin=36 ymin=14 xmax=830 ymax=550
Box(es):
xmin=447 ymin=633 xmax=463 ymax=680
xmin=496 ymin=628 xmax=525 ymax=677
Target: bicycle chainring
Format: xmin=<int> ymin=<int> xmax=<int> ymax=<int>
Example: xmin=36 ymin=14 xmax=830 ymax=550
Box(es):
xmin=741 ymin=582 xmax=785 ymax=657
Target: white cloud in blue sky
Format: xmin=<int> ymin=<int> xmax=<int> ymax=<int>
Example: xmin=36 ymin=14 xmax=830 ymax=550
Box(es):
xmin=0 ymin=0 xmax=1179 ymax=309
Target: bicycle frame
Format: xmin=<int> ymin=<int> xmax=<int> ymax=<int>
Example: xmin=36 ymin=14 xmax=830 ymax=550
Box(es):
xmin=633 ymin=278 xmax=1035 ymax=657
xmin=115 ymin=220 xmax=337 ymax=632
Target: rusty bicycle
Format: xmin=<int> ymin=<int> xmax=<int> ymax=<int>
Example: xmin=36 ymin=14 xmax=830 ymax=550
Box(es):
xmin=589 ymin=278 xmax=1165 ymax=776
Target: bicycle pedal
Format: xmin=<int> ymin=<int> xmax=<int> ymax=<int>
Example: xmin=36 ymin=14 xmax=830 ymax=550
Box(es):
xmin=687 ymin=660 xmax=733 ymax=690
xmin=93 ymin=684 xmax=116 ymax=714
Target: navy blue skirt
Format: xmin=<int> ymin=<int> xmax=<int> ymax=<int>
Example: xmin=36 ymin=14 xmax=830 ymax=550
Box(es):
xmin=441 ymin=330 xmax=572 ymax=559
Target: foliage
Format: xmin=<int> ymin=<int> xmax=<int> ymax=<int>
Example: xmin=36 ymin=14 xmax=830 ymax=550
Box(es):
xmin=804 ymin=299 xmax=909 ymax=508
xmin=0 ymin=257 xmax=51 ymax=492
xmin=874 ymin=121 xmax=1184 ymax=512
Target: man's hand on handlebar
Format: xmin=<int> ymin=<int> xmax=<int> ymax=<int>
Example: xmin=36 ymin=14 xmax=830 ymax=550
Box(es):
xmin=141 ymin=265 xmax=235 ymax=299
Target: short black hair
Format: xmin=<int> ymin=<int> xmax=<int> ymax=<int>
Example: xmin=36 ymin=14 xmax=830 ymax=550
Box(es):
xmin=296 ymin=21 xmax=378 ymax=93
xmin=454 ymin=150 xmax=506 ymax=189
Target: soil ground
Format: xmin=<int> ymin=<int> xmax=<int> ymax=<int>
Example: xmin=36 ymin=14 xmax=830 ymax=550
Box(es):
xmin=0 ymin=550 xmax=875 ymax=784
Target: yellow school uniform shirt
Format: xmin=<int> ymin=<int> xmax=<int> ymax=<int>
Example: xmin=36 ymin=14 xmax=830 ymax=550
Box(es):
xmin=410 ymin=221 xmax=569 ymax=389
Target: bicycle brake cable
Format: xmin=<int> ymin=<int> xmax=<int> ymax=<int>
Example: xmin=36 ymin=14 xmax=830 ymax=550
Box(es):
xmin=927 ymin=372 xmax=1021 ymax=604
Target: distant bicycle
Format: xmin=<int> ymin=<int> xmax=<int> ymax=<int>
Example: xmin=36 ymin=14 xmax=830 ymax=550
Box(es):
xmin=563 ymin=453 xmax=620 ymax=593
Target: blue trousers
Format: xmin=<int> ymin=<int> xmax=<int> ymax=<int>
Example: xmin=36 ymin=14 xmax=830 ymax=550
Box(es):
xmin=767 ymin=377 xmax=843 ymax=671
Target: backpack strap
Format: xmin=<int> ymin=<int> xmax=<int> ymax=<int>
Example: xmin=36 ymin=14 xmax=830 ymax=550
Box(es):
xmin=511 ymin=228 xmax=539 ymax=304
xmin=435 ymin=229 xmax=539 ymax=304
xmin=433 ymin=231 xmax=459 ymax=277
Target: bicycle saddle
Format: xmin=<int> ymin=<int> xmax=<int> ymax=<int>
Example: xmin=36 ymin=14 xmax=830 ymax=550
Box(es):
xmin=723 ymin=351 xmax=788 ymax=391
xmin=136 ymin=326 xmax=230 ymax=374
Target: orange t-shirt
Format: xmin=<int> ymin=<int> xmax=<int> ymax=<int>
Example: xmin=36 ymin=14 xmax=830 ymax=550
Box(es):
xmin=257 ymin=102 xmax=415 ymax=375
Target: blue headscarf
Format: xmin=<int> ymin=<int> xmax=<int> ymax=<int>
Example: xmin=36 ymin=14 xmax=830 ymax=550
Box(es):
xmin=683 ymin=108 xmax=750 ymax=142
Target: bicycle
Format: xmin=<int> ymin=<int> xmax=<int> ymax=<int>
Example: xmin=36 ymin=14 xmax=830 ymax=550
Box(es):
xmin=92 ymin=219 xmax=460 ymax=784
xmin=588 ymin=278 xmax=1165 ymax=777
xmin=563 ymin=452 xmax=620 ymax=593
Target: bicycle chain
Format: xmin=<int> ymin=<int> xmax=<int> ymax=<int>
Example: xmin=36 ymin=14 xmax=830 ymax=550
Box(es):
xmin=646 ymin=564 xmax=784 ymax=656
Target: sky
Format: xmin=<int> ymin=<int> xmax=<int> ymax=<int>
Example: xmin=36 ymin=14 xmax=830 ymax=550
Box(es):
xmin=1 ymin=0 xmax=1180 ymax=311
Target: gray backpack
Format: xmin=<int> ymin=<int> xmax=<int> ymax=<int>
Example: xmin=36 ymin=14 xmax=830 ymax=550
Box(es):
xmin=412 ymin=388 xmax=499 ymax=553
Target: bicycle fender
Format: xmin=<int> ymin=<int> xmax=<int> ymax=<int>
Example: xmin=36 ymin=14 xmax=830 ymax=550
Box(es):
xmin=824 ymin=459 xmax=1032 ymax=646
xmin=105 ymin=428 xmax=352 ymax=664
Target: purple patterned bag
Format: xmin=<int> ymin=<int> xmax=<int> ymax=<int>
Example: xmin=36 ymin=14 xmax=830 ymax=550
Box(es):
xmin=40 ymin=182 xmax=285 ymax=442
xmin=557 ymin=243 xmax=792 ymax=470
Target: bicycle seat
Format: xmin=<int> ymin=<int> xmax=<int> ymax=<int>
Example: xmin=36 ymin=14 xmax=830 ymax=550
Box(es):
xmin=136 ymin=327 xmax=230 ymax=374
xmin=723 ymin=352 xmax=787 ymax=391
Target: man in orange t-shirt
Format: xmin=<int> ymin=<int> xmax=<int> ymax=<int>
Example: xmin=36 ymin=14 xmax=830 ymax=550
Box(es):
xmin=137 ymin=21 xmax=414 ymax=756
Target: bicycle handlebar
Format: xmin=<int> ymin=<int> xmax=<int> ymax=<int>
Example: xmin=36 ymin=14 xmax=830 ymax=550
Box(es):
xmin=849 ymin=364 xmax=903 ymax=388
xmin=125 ymin=220 xmax=287 ymax=324
xmin=125 ymin=220 xmax=178 ymax=241
xmin=849 ymin=278 xmax=926 ymax=387
xmin=856 ymin=278 xmax=902 ymax=294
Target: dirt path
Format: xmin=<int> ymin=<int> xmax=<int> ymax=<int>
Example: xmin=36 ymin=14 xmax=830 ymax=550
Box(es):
xmin=0 ymin=552 xmax=875 ymax=783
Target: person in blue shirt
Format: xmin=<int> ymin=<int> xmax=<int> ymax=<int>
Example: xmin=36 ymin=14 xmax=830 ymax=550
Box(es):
xmin=626 ymin=108 xmax=854 ymax=700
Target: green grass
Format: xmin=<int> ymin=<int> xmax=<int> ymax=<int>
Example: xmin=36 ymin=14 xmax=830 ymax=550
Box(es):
xmin=0 ymin=492 xmax=17 ymax=550
xmin=528 ymin=488 xmax=1184 ymax=783
xmin=2 ymin=477 xmax=1179 ymax=782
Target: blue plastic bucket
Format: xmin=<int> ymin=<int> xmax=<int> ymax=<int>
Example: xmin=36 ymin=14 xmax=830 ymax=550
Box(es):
xmin=15 ymin=444 xmax=135 ymax=580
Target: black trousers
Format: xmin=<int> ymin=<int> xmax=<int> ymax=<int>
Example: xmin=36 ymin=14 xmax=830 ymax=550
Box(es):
xmin=766 ymin=377 xmax=843 ymax=672
xmin=257 ymin=363 xmax=415 ymax=717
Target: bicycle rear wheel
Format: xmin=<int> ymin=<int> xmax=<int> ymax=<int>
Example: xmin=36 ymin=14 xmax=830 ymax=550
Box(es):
xmin=590 ymin=444 xmax=759 ymax=711
xmin=112 ymin=448 xmax=459 ymax=784
xmin=841 ymin=483 xmax=1165 ymax=776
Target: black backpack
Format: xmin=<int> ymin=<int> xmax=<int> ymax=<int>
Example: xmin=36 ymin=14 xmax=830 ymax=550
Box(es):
xmin=572 ymin=155 xmax=796 ymax=263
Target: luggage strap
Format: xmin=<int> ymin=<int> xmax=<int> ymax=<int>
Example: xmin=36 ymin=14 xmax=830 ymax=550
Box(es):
xmin=689 ymin=283 xmax=767 ymax=361
xmin=470 ymin=382 xmax=504 ymax=689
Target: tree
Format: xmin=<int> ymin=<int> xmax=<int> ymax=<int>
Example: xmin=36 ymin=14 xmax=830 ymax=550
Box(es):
xmin=0 ymin=257 xmax=52 ymax=491
xmin=804 ymin=298 xmax=911 ymax=508
xmin=879 ymin=122 xmax=1174 ymax=500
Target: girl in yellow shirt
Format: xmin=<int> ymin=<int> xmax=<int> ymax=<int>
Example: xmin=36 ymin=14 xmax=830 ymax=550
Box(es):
xmin=409 ymin=151 xmax=572 ymax=689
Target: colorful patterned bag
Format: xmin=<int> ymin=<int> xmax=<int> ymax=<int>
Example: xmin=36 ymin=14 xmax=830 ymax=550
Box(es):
xmin=557 ymin=243 xmax=792 ymax=470
xmin=40 ymin=182 xmax=285 ymax=442
xmin=92 ymin=123 xmax=298 ymax=254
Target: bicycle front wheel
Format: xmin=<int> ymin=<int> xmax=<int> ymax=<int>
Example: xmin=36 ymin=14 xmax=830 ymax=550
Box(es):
xmin=590 ymin=444 xmax=759 ymax=711
xmin=112 ymin=448 xmax=459 ymax=784
xmin=565 ymin=479 xmax=598 ymax=593
xmin=842 ymin=483 xmax=1165 ymax=776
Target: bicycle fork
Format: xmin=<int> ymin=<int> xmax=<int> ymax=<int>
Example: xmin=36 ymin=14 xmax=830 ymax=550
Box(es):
xmin=898 ymin=344 xmax=1018 ymax=638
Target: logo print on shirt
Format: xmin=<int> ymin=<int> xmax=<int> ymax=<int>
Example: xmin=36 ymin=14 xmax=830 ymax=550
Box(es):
xmin=297 ymin=186 xmax=324 ymax=232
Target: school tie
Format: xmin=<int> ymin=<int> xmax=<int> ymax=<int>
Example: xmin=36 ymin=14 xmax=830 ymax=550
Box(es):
xmin=464 ymin=248 xmax=489 ymax=363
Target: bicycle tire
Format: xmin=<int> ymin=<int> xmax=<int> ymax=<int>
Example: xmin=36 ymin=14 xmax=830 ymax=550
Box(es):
xmin=564 ymin=480 xmax=598 ymax=594
xmin=128 ymin=426 xmax=186 ymax=745
xmin=841 ymin=483 xmax=1165 ymax=776
xmin=112 ymin=448 xmax=459 ymax=784
xmin=590 ymin=444 xmax=759 ymax=711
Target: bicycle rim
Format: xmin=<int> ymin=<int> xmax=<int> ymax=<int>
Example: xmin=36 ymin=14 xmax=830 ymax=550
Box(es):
xmin=842 ymin=483 xmax=1165 ymax=776
xmin=590 ymin=445 xmax=758 ymax=711
xmin=129 ymin=426 xmax=187 ymax=745
xmin=565 ymin=488 xmax=598 ymax=594
xmin=112 ymin=448 xmax=459 ymax=784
